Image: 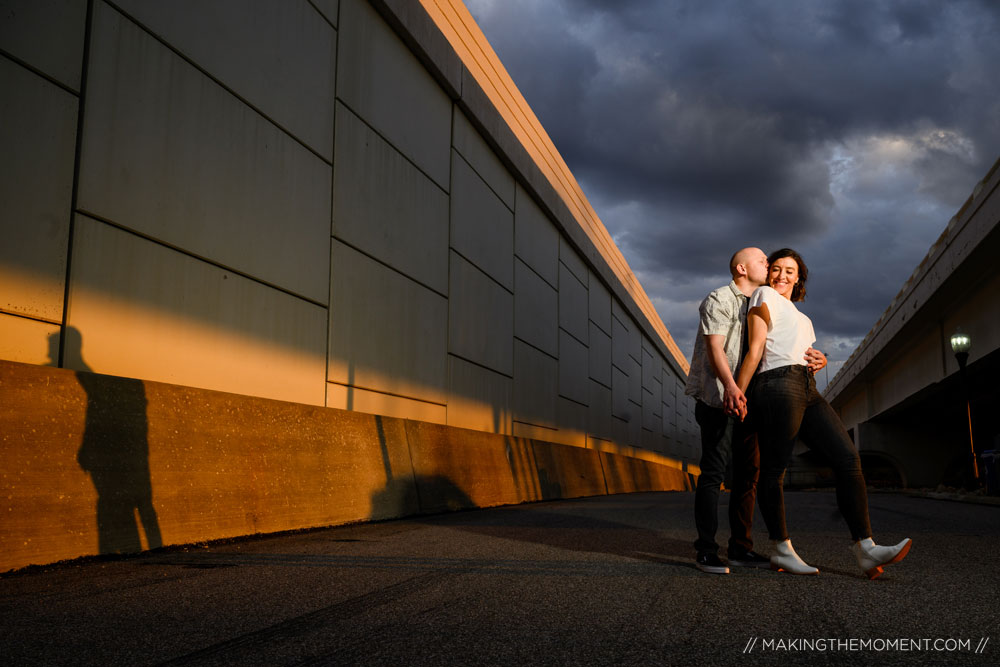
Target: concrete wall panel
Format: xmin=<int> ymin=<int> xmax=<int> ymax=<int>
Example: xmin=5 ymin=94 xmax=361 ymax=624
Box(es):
xmin=600 ymin=452 xmax=689 ymax=495
xmin=66 ymin=216 xmax=328 ymax=406
xmin=446 ymin=355 xmax=512 ymax=434
xmin=559 ymin=236 xmax=588 ymax=286
xmin=612 ymin=296 xmax=628 ymax=329
xmin=612 ymin=314 xmax=630 ymax=372
xmin=554 ymin=396 xmax=588 ymax=447
xmin=336 ymin=0 xmax=450 ymax=188
xmin=114 ymin=0 xmax=337 ymax=160
xmin=529 ymin=441 xmax=607 ymax=499
xmin=310 ymin=0 xmax=340 ymax=28
xmin=662 ymin=405 xmax=675 ymax=438
xmin=0 ymin=0 xmax=86 ymax=90
xmin=628 ymin=356 xmax=642 ymax=406
xmin=559 ymin=262 xmax=589 ymax=344
xmin=612 ymin=366 xmax=630 ymax=421
xmin=588 ymin=323 xmax=612 ymax=388
xmin=453 ymin=108 xmax=515 ymax=209
xmin=404 ymin=420 xmax=526 ymax=510
xmin=449 ymin=252 xmax=513 ymax=375
xmin=0 ymin=313 xmax=60 ymax=365
xmin=628 ymin=316 xmax=642 ymax=363
xmin=326 ymin=382 xmax=446 ymax=425
xmin=514 ymin=259 xmax=558 ymax=357
xmin=451 ymin=152 xmax=514 ymax=290
xmin=78 ymin=2 xmax=331 ymax=304
xmin=588 ymin=379 xmax=613 ymax=441
xmin=512 ymin=421 xmax=559 ymax=444
xmin=641 ymin=345 xmax=661 ymax=392
xmin=513 ymin=340 xmax=557 ymax=429
xmin=0 ymin=58 xmax=77 ymax=322
xmin=333 ymin=103 xmax=448 ymax=294
xmin=514 ymin=184 xmax=559 ymax=288
xmin=626 ymin=403 xmax=642 ymax=446
xmin=588 ymin=271 xmax=612 ymax=335
xmin=558 ymin=329 xmax=589 ymax=406
xmin=612 ymin=300 xmax=642 ymax=363
xmin=641 ymin=428 xmax=664 ymax=454
xmin=642 ymin=388 xmax=659 ymax=433
xmin=611 ymin=416 xmax=630 ymax=449
xmin=328 ymin=240 xmax=448 ymax=405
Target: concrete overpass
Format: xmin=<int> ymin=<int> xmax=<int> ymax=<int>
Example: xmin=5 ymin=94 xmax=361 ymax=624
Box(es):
xmin=0 ymin=0 xmax=700 ymax=571
xmin=821 ymin=158 xmax=1000 ymax=488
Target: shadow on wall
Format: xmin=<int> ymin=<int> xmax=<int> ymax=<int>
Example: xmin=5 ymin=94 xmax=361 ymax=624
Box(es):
xmin=367 ymin=414 xmax=477 ymax=518
xmin=53 ymin=327 xmax=163 ymax=554
xmin=363 ymin=413 xmax=694 ymax=566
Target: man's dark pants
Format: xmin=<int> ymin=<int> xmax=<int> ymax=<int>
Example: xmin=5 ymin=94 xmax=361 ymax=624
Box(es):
xmin=693 ymin=400 xmax=760 ymax=557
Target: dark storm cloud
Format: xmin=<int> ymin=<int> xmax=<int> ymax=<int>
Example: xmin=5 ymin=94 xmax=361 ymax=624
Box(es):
xmin=466 ymin=0 xmax=1000 ymax=382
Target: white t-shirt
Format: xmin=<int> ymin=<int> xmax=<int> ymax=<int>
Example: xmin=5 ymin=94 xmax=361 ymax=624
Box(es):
xmin=748 ymin=286 xmax=815 ymax=373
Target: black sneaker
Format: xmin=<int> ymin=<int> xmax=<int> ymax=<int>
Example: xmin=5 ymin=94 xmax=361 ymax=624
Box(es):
xmin=695 ymin=553 xmax=730 ymax=574
xmin=728 ymin=549 xmax=770 ymax=568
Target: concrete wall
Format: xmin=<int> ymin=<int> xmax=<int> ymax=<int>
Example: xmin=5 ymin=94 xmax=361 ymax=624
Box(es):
xmin=0 ymin=358 xmax=692 ymax=572
xmin=1 ymin=1 xmax=699 ymax=567
xmin=1 ymin=0 xmax=695 ymax=457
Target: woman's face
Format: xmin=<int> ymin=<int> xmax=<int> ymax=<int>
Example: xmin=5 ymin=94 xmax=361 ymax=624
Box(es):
xmin=769 ymin=256 xmax=799 ymax=299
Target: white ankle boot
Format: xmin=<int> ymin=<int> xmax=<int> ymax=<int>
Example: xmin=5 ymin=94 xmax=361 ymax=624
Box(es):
xmin=852 ymin=537 xmax=911 ymax=579
xmin=770 ymin=539 xmax=818 ymax=575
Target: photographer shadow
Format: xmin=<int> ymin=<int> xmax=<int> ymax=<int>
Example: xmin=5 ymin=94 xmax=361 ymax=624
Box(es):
xmin=55 ymin=328 xmax=162 ymax=554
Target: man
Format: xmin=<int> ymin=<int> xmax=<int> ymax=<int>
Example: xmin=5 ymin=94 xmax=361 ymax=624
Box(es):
xmin=686 ymin=247 xmax=826 ymax=574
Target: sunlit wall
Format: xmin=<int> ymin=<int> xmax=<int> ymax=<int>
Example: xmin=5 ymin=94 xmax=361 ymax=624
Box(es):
xmin=0 ymin=0 xmax=698 ymax=463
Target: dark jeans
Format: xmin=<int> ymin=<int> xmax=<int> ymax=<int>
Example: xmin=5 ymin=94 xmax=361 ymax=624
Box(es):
xmin=693 ymin=400 xmax=760 ymax=557
xmin=749 ymin=365 xmax=872 ymax=542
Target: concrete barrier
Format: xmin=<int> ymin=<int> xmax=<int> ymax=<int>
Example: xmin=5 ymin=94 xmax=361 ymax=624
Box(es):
xmin=0 ymin=359 xmax=692 ymax=572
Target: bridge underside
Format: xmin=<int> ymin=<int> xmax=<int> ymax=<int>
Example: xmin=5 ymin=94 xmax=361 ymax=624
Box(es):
xmin=857 ymin=346 xmax=1000 ymax=488
xmin=788 ymin=347 xmax=1000 ymax=489
xmin=817 ymin=159 xmax=1000 ymax=489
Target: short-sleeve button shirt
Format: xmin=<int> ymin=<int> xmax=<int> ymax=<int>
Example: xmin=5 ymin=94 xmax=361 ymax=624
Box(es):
xmin=685 ymin=281 xmax=747 ymax=409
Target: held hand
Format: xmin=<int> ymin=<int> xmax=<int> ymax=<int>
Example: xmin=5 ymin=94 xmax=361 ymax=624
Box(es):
xmin=723 ymin=386 xmax=747 ymax=420
xmin=804 ymin=347 xmax=827 ymax=374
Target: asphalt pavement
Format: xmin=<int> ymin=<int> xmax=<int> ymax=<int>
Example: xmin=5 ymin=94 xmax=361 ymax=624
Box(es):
xmin=2 ymin=490 xmax=997 ymax=666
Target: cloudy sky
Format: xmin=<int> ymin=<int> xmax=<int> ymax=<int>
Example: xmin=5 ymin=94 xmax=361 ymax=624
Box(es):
xmin=464 ymin=0 xmax=1000 ymax=389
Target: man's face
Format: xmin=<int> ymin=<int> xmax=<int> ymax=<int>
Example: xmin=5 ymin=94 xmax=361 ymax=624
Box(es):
xmin=745 ymin=249 xmax=769 ymax=286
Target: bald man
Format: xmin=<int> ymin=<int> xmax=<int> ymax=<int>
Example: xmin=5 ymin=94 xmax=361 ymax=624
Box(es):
xmin=686 ymin=248 xmax=826 ymax=574
xmin=685 ymin=247 xmax=772 ymax=574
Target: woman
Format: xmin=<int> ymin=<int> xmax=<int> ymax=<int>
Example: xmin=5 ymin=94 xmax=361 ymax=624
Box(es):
xmin=735 ymin=249 xmax=911 ymax=578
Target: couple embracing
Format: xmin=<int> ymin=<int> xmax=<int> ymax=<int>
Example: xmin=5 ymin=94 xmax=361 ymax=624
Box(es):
xmin=686 ymin=247 xmax=911 ymax=579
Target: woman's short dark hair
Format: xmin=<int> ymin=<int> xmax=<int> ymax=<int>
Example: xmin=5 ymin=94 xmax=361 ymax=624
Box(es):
xmin=768 ymin=248 xmax=808 ymax=301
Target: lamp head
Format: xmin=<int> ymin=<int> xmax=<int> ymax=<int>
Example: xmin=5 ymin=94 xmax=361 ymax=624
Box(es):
xmin=950 ymin=332 xmax=971 ymax=354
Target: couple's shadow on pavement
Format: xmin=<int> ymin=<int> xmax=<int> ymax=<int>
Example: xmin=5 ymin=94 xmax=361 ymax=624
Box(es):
xmin=416 ymin=497 xmax=697 ymax=571
xmin=412 ymin=489 xmax=877 ymax=578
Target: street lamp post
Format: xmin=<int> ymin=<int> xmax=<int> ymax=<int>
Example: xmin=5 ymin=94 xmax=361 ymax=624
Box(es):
xmin=949 ymin=331 xmax=979 ymax=486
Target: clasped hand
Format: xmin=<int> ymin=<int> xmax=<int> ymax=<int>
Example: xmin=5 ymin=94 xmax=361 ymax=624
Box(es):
xmin=723 ymin=348 xmax=828 ymax=421
xmin=723 ymin=387 xmax=747 ymax=420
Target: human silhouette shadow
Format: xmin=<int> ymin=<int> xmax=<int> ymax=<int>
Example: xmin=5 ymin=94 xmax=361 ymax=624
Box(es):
xmin=54 ymin=328 xmax=162 ymax=554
